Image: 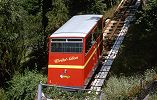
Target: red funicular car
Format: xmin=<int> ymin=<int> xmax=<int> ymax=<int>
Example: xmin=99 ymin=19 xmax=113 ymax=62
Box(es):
xmin=48 ymin=15 xmax=104 ymax=88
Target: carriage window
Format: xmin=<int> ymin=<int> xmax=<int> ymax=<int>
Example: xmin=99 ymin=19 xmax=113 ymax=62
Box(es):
xmin=85 ymin=20 xmax=102 ymax=53
xmin=93 ymin=27 xmax=100 ymax=41
xmin=85 ymin=34 xmax=92 ymax=53
xmin=93 ymin=21 xmax=102 ymax=41
xmin=51 ymin=38 xmax=83 ymax=53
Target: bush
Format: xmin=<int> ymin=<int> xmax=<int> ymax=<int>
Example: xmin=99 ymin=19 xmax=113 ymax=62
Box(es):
xmin=148 ymin=92 xmax=157 ymax=100
xmin=0 ymin=88 xmax=7 ymax=100
xmin=43 ymin=87 xmax=96 ymax=100
xmin=104 ymin=76 xmax=140 ymax=100
xmin=6 ymin=70 xmax=46 ymax=100
xmin=104 ymin=69 xmax=157 ymax=99
xmin=144 ymin=69 xmax=157 ymax=82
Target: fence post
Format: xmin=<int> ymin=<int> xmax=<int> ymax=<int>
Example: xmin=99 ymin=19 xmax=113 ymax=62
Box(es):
xmin=37 ymin=81 xmax=42 ymax=100
xmin=99 ymin=92 xmax=103 ymax=100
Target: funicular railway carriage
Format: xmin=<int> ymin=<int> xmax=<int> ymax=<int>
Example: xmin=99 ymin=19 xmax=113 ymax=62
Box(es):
xmin=48 ymin=15 xmax=104 ymax=88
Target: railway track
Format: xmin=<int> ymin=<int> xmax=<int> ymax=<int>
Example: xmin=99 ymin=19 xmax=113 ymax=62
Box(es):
xmin=87 ymin=0 xmax=141 ymax=94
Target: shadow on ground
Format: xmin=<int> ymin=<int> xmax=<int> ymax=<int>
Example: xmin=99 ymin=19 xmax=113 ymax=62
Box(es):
xmin=111 ymin=22 xmax=157 ymax=76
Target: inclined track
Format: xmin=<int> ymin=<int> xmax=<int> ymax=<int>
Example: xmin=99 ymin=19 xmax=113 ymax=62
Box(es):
xmin=88 ymin=0 xmax=141 ymax=94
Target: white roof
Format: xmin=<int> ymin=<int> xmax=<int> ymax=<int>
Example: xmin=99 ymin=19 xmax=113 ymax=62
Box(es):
xmin=50 ymin=15 xmax=103 ymax=38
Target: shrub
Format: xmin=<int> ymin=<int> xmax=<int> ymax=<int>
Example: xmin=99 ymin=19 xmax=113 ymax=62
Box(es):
xmin=0 ymin=88 xmax=7 ymax=100
xmin=144 ymin=69 xmax=157 ymax=82
xmin=148 ymin=92 xmax=157 ymax=100
xmin=104 ymin=69 xmax=157 ymax=99
xmin=6 ymin=70 xmax=46 ymax=100
xmin=43 ymin=87 xmax=96 ymax=100
xmin=104 ymin=76 xmax=140 ymax=99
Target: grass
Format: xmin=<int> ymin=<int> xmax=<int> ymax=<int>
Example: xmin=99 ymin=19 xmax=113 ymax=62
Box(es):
xmin=103 ymin=69 xmax=157 ymax=100
xmin=103 ymin=76 xmax=140 ymax=99
xmin=0 ymin=88 xmax=7 ymax=100
xmin=148 ymin=93 xmax=157 ymax=100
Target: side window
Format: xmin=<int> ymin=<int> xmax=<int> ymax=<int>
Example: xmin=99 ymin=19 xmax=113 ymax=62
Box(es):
xmin=85 ymin=34 xmax=92 ymax=53
xmin=93 ymin=29 xmax=99 ymax=41
xmin=85 ymin=19 xmax=103 ymax=54
xmin=93 ymin=25 xmax=101 ymax=42
xmin=96 ymin=20 xmax=103 ymax=40
xmin=99 ymin=20 xmax=103 ymax=40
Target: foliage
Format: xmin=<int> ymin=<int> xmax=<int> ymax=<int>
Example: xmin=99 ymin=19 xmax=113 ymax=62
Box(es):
xmin=6 ymin=70 xmax=47 ymax=100
xmin=0 ymin=0 xmax=30 ymax=86
xmin=0 ymin=88 xmax=7 ymax=100
xmin=137 ymin=0 xmax=157 ymax=32
xmin=144 ymin=69 xmax=157 ymax=82
xmin=104 ymin=69 xmax=157 ymax=99
xmin=66 ymin=0 xmax=89 ymax=16
xmin=22 ymin=13 xmax=47 ymax=71
xmin=19 ymin=0 xmax=41 ymax=15
xmin=46 ymin=0 xmax=69 ymax=32
xmin=43 ymin=87 xmax=96 ymax=100
xmin=102 ymin=0 xmax=118 ymax=9
xmin=104 ymin=76 xmax=140 ymax=99
xmin=0 ymin=0 xmax=45 ymax=86
xmin=87 ymin=0 xmax=105 ymax=14
xmin=66 ymin=0 xmax=106 ymax=16
xmin=148 ymin=93 xmax=157 ymax=100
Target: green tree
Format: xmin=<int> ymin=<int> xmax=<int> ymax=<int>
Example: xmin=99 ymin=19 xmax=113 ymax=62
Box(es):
xmin=103 ymin=0 xmax=116 ymax=9
xmin=66 ymin=0 xmax=105 ymax=16
xmin=0 ymin=0 xmax=44 ymax=86
xmin=21 ymin=13 xmax=45 ymax=71
xmin=19 ymin=0 xmax=42 ymax=15
xmin=88 ymin=0 xmax=105 ymax=14
xmin=137 ymin=0 xmax=157 ymax=32
xmin=0 ymin=0 xmax=29 ymax=86
xmin=46 ymin=0 xmax=69 ymax=32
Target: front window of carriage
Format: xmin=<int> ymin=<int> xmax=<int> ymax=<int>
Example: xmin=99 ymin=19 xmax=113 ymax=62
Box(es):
xmin=51 ymin=38 xmax=83 ymax=53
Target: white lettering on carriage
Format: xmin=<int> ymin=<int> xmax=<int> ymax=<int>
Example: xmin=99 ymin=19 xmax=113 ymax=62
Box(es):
xmin=54 ymin=56 xmax=78 ymax=63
